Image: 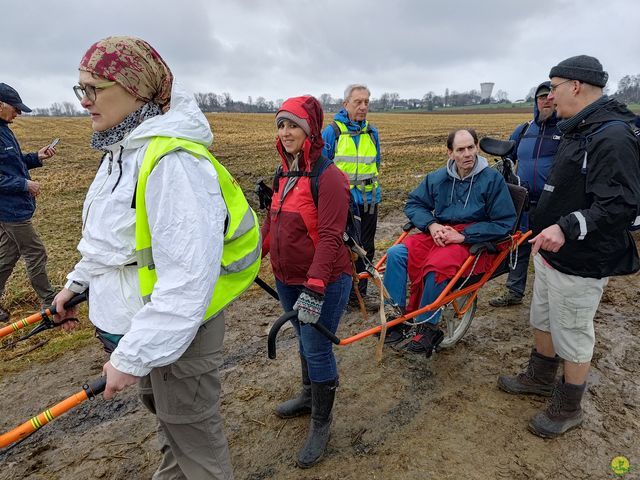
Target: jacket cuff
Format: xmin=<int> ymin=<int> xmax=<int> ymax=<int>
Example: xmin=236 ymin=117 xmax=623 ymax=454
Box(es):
xmin=64 ymin=279 xmax=88 ymax=294
xmin=556 ymin=216 xmax=575 ymax=240
xmin=110 ymin=350 xmax=151 ymax=378
xmin=304 ymin=277 xmax=325 ymax=295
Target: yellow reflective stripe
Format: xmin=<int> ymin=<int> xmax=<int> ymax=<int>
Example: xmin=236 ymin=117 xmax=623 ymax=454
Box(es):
xmin=44 ymin=409 xmax=54 ymax=422
xmin=221 ymin=243 xmax=261 ymax=274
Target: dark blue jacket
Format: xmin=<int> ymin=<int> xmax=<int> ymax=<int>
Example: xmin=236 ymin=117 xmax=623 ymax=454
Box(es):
xmin=405 ymin=155 xmax=517 ymax=243
xmin=509 ymin=81 xmax=561 ymax=229
xmin=322 ymin=108 xmax=381 ymax=205
xmin=0 ymin=120 xmax=41 ymax=222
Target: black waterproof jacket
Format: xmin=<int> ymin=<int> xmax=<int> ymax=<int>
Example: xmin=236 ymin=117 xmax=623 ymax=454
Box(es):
xmin=533 ymin=98 xmax=640 ymax=278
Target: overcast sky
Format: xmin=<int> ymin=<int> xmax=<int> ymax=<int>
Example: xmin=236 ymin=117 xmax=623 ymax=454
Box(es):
xmin=2 ymin=0 xmax=638 ymax=109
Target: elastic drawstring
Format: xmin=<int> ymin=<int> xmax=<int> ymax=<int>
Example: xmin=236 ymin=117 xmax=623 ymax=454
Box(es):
xmin=111 ymin=145 xmax=125 ymax=193
xmin=106 ymin=150 xmax=114 ymax=175
xmin=450 ymin=177 xmax=455 ymax=204
xmin=463 ymin=174 xmax=474 ymax=208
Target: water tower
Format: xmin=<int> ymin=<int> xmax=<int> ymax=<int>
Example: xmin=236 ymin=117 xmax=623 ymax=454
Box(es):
xmin=480 ymin=82 xmax=495 ymax=101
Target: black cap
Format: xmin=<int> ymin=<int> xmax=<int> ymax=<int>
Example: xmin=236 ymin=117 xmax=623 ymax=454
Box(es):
xmin=549 ymin=55 xmax=608 ymax=88
xmin=0 ymin=83 xmax=32 ymax=113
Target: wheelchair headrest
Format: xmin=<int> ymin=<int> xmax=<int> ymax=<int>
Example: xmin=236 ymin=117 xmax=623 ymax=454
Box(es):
xmin=479 ymin=137 xmax=516 ymax=158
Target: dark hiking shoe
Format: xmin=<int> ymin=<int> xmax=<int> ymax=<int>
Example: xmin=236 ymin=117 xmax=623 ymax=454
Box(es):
xmin=497 ymin=349 xmax=560 ymax=397
xmin=297 ymin=379 xmax=337 ymax=468
xmin=0 ymin=306 xmax=9 ymax=323
xmin=405 ymin=324 xmax=444 ymax=357
xmin=528 ymin=380 xmax=586 ymax=438
xmin=276 ymin=355 xmax=312 ymax=418
xmin=382 ymin=322 xmax=412 ymax=344
xmin=489 ymin=290 xmax=523 ymax=307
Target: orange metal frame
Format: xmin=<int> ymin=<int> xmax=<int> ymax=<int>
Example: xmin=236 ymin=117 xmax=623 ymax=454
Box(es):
xmin=339 ymin=229 xmax=532 ymax=346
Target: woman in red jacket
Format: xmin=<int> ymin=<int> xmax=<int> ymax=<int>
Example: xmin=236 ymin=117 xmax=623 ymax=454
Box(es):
xmin=261 ymin=95 xmax=352 ymax=468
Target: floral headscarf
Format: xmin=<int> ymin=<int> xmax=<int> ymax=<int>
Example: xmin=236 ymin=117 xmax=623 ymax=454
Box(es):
xmin=79 ymin=36 xmax=173 ymax=109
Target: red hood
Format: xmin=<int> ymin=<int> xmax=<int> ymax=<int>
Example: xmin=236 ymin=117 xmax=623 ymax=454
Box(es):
xmin=275 ymin=95 xmax=325 ymax=172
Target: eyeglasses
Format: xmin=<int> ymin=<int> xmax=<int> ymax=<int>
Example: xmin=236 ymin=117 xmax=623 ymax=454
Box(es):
xmin=548 ymin=79 xmax=574 ymax=93
xmin=73 ymin=81 xmax=117 ymax=102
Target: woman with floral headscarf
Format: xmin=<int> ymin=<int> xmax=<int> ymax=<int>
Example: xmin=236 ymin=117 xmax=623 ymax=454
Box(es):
xmin=52 ymin=36 xmax=240 ymax=479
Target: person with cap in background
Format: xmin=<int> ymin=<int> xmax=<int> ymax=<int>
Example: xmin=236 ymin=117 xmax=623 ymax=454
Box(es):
xmin=261 ymin=95 xmax=352 ymax=468
xmin=52 ymin=36 xmax=261 ymax=479
xmin=0 ymin=83 xmax=57 ymax=322
xmin=490 ymin=81 xmax=561 ymax=307
xmin=498 ymin=55 xmax=640 ymax=438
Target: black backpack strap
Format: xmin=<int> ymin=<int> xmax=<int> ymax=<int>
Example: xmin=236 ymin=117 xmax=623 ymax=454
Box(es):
xmin=272 ymin=165 xmax=282 ymax=193
xmin=512 ymin=120 xmax=532 ymax=157
xmin=331 ymin=121 xmax=341 ymax=140
xmin=310 ymin=157 xmax=334 ymax=208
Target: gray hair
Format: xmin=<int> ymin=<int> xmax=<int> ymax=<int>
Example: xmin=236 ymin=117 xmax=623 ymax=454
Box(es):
xmin=343 ymin=84 xmax=371 ymax=102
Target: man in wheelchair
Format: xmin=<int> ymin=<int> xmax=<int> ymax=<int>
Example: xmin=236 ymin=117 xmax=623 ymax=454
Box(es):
xmin=382 ymin=129 xmax=517 ymax=355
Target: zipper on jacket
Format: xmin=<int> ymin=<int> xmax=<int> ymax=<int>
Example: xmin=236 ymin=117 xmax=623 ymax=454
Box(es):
xmin=533 ymin=123 xmax=546 ymax=194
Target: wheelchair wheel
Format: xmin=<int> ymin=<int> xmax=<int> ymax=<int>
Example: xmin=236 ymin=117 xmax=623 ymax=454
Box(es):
xmin=439 ymin=292 xmax=477 ymax=349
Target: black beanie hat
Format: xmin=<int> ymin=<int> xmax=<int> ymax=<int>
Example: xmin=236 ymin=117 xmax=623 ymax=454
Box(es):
xmin=549 ymin=55 xmax=608 ymax=87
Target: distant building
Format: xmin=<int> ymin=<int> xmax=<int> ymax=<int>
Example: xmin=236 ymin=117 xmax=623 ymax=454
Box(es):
xmin=480 ymin=82 xmax=495 ymax=101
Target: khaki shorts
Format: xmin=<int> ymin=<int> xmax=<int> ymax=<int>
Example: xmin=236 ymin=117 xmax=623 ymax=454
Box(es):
xmin=530 ymin=254 xmax=608 ymax=363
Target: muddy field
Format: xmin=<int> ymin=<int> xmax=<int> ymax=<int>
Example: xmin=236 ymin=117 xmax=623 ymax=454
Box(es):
xmin=0 ymin=114 xmax=638 ymax=479
xmin=1 ymin=224 xmax=638 ymax=480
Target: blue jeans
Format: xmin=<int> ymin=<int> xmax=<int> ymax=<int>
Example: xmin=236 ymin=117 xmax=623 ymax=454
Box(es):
xmin=276 ymin=273 xmax=351 ymax=383
xmin=383 ymin=244 xmax=447 ymax=324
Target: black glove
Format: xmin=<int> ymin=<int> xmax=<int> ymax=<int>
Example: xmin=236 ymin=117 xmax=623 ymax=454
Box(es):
xmin=293 ymin=288 xmax=324 ymax=324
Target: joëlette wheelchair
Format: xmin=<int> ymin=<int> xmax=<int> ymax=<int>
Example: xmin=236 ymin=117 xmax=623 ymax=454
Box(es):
xmin=268 ymin=137 xmax=532 ymax=359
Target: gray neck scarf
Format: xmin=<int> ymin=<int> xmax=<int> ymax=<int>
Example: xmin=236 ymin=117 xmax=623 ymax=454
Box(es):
xmin=91 ymin=102 xmax=162 ymax=151
xmin=557 ymin=95 xmax=609 ymax=134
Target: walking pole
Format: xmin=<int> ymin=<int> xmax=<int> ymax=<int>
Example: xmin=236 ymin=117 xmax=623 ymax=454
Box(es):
xmin=0 ymin=376 xmax=106 ymax=450
xmin=254 ymin=277 xmax=279 ymax=301
xmin=0 ymin=292 xmax=88 ymax=340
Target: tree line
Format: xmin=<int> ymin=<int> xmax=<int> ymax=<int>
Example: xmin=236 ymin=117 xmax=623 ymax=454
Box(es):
xmin=30 ymin=75 xmax=640 ymax=116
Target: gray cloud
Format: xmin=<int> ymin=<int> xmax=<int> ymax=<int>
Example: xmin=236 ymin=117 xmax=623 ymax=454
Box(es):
xmin=1 ymin=0 xmax=638 ymax=108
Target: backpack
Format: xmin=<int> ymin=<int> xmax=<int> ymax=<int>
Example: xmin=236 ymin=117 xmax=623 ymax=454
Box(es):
xmin=257 ymin=157 xmax=363 ymax=252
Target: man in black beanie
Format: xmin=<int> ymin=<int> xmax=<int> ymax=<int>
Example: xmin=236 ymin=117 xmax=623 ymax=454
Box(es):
xmin=498 ymin=55 xmax=640 ymax=438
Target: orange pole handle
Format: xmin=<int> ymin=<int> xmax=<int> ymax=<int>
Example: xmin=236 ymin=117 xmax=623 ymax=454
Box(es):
xmin=0 ymin=311 xmax=48 ymax=339
xmin=0 ymin=292 xmax=87 ymax=340
xmin=0 ymin=377 xmax=106 ymax=449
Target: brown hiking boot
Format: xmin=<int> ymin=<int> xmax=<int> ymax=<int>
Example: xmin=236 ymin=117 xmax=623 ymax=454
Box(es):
xmin=528 ymin=378 xmax=586 ymax=438
xmin=0 ymin=305 xmax=9 ymax=323
xmin=497 ymin=349 xmax=560 ymax=397
xmin=489 ymin=290 xmax=523 ymax=307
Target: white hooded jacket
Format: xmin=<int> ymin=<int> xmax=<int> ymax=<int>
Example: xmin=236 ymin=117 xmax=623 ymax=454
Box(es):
xmin=66 ymin=81 xmax=227 ymax=376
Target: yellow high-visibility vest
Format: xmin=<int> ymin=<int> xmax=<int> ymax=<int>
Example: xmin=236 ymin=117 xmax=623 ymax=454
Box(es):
xmin=332 ymin=120 xmax=379 ymax=195
xmin=136 ymin=136 xmax=261 ymax=321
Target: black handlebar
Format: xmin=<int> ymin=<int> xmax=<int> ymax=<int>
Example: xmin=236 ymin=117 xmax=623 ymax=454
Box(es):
xmin=267 ymin=310 xmax=341 ymax=360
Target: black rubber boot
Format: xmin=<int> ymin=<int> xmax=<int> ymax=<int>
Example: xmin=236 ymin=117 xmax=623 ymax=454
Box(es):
xmin=497 ymin=349 xmax=560 ymax=397
xmin=528 ymin=378 xmax=586 ymax=438
xmin=275 ymin=355 xmax=311 ymax=418
xmin=296 ymin=378 xmax=338 ymax=469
